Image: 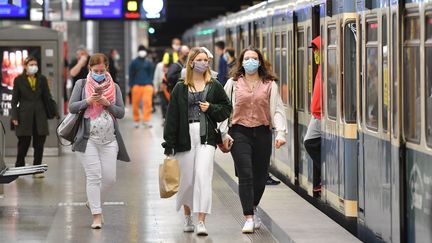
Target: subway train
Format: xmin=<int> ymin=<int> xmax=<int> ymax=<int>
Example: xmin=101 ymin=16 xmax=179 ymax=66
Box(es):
xmin=182 ymin=0 xmax=432 ymax=242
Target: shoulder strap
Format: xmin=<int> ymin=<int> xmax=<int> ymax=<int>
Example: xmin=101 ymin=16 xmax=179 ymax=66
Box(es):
xmin=80 ymin=79 xmax=87 ymax=100
xmin=202 ymin=82 xmax=211 ymax=101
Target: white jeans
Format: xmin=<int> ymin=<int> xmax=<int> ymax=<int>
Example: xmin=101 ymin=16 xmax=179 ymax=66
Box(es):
xmin=80 ymin=140 xmax=119 ymax=214
xmin=175 ymin=123 xmax=216 ymax=214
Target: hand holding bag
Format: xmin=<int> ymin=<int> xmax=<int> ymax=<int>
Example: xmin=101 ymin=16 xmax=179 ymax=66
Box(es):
xmin=159 ymin=156 xmax=180 ymax=198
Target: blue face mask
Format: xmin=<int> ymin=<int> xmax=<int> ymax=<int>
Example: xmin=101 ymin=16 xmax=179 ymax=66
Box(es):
xmin=222 ymin=53 xmax=229 ymax=62
xmin=92 ymin=72 xmax=105 ymax=82
xmin=242 ymin=59 xmax=259 ymax=74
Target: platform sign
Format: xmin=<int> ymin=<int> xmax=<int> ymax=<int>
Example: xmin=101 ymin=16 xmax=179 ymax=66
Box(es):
xmin=81 ymin=0 xmax=123 ymax=19
xmin=0 ymin=0 xmax=30 ymax=19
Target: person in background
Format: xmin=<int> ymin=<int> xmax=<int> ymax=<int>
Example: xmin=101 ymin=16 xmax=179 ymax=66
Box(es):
xmin=69 ymin=53 xmax=130 ymax=229
xmin=162 ymin=38 xmax=181 ymax=69
xmin=166 ymin=45 xmax=190 ymax=92
xmin=215 ymin=41 xmax=228 ymax=86
xmin=162 ymin=47 xmax=232 ymax=236
xmin=69 ymin=46 xmax=89 ymax=88
xmin=108 ymin=49 xmax=120 ymax=83
xmin=129 ymin=45 xmax=155 ymax=128
xmin=220 ymin=47 xmax=287 ymax=233
xmin=304 ymin=36 xmax=322 ymax=194
xmin=153 ymin=60 xmax=165 ymax=118
xmin=11 ymin=56 xmax=55 ymax=179
xmin=224 ymin=47 xmax=236 ymax=76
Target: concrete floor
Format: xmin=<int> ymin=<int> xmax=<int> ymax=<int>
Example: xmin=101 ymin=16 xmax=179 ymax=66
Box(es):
xmin=0 ymin=109 xmax=278 ymax=243
xmin=0 ymin=108 xmax=361 ymax=243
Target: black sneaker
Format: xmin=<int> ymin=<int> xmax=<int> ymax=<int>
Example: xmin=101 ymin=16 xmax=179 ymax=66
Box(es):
xmin=266 ymin=175 xmax=280 ymax=185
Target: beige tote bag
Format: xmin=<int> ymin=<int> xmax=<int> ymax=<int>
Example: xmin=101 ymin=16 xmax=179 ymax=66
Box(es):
xmin=159 ymin=157 xmax=180 ymax=198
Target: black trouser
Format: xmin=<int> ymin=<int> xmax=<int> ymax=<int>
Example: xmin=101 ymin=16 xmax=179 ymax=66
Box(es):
xmin=15 ymin=119 xmax=47 ymax=167
xmin=230 ymin=124 xmax=272 ymax=216
xmin=304 ymin=137 xmax=321 ymax=187
xmin=159 ymin=92 xmax=168 ymax=119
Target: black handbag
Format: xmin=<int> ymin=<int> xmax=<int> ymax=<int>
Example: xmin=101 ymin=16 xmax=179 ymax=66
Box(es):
xmin=44 ymin=97 xmax=58 ymax=119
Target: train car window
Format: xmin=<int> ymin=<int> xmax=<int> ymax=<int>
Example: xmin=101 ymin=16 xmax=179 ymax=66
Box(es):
xmin=275 ymin=33 xmax=281 ymax=81
xmin=281 ymin=32 xmax=288 ymax=104
xmin=344 ymin=22 xmax=357 ymax=123
xmin=382 ymin=15 xmax=389 ymax=132
xmin=298 ymin=31 xmax=305 ymax=111
xmin=328 ymin=28 xmax=337 ymax=45
xmin=367 ymin=22 xmax=378 ymax=42
xmin=426 ymin=15 xmax=432 ymax=146
xmin=254 ymin=23 xmax=260 ymax=48
xmin=263 ymin=34 xmax=268 ymax=60
xmin=403 ymin=16 xmax=421 ymax=143
xmin=392 ymin=14 xmax=398 ymax=138
xmin=404 ymin=17 xmax=420 ymax=41
xmin=288 ymin=31 xmax=294 ymax=107
xmin=327 ymin=26 xmax=337 ymax=119
xmin=307 ymin=27 xmax=312 ymax=114
xmin=366 ymin=21 xmax=379 ymax=130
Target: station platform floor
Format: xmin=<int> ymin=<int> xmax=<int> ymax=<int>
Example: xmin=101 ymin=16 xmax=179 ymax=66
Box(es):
xmin=0 ymin=107 xmax=361 ymax=243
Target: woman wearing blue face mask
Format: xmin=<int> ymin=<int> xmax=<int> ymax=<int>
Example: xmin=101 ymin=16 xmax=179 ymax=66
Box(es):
xmin=11 ymin=56 xmax=55 ymax=178
xmin=69 ymin=53 xmax=130 ymax=229
xmin=219 ymin=47 xmax=287 ymax=233
xmin=163 ymin=47 xmax=232 ymax=236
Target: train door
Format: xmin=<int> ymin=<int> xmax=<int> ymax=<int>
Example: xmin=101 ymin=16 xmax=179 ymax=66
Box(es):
xmin=403 ymin=3 xmax=432 ymax=242
xmin=388 ymin=4 xmax=402 ymax=243
xmin=226 ymin=28 xmax=234 ymax=49
xmin=285 ymin=14 xmax=297 ymax=184
xmin=358 ymin=7 xmax=393 ymax=242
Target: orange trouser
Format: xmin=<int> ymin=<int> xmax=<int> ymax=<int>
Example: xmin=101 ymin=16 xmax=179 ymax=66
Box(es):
xmin=132 ymin=85 xmax=154 ymax=122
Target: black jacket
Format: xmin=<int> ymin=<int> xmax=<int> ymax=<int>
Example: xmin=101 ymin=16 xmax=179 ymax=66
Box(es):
xmin=162 ymin=79 xmax=232 ymax=154
xmin=11 ymin=73 xmax=52 ymax=136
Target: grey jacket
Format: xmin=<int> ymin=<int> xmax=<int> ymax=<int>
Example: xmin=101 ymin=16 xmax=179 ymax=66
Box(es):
xmin=68 ymin=79 xmax=130 ymax=162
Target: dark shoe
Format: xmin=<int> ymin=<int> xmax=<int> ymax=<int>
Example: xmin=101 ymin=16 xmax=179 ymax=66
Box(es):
xmin=266 ymin=175 xmax=280 ymax=185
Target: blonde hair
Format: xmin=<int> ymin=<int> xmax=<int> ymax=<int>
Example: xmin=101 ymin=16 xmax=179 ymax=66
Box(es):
xmin=184 ymin=47 xmax=212 ymax=87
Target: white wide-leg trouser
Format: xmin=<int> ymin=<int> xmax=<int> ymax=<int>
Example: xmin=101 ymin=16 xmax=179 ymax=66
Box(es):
xmin=175 ymin=123 xmax=215 ymax=214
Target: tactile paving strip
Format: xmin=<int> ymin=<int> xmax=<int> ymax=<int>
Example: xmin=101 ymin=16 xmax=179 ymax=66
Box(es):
xmin=212 ymin=169 xmax=279 ymax=243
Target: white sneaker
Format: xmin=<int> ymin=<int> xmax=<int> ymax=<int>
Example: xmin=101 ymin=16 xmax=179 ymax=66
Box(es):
xmin=134 ymin=122 xmax=140 ymax=129
xmin=242 ymin=220 xmax=254 ymax=233
xmin=196 ymin=221 xmax=208 ymax=236
xmin=143 ymin=122 xmax=153 ymax=128
xmin=183 ymin=216 xmax=194 ymax=232
xmin=253 ymin=210 xmax=261 ymax=229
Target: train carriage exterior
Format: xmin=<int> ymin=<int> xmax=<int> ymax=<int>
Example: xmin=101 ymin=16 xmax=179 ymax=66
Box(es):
xmin=182 ymin=0 xmax=432 ymax=242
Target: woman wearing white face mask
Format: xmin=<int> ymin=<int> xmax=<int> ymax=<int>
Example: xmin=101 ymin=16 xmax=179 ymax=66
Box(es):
xmin=219 ymin=47 xmax=287 ymax=233
xmin=11 ymin=56 xmax=54 ymax=177
xmin=69 ymin=53 xmax=130 ymax=229
xmin=163 ymin=47 xmax=232 ymax=236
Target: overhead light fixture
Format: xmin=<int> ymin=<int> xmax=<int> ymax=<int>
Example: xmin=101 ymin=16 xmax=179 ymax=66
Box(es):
xmin=142 ymin=0 xmax=163 ymax=18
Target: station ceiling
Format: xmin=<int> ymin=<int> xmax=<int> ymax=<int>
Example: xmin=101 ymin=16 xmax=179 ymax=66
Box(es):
xmin=151 ymin=0 xmax=265 ymax=46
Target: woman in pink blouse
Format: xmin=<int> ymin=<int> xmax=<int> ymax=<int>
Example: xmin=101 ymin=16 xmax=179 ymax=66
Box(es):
xmin=220 ymin=47 xmax=287 ymax=233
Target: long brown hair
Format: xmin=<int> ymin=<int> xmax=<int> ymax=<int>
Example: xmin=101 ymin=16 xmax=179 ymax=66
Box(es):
xmin=230 ymin=46 xmax=278 ymax=82
xmin=184 ymin=47 xmax=212 ymax=87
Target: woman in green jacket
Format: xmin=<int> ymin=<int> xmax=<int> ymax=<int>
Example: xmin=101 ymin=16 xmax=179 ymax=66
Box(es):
xmin=163 ymin=47 xmax=232 ymax=236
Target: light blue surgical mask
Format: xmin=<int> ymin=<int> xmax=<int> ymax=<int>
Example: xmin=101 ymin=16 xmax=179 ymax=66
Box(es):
xmin=92 ymin=72 xmax=105 ymax=82
xmin=222 ymin=53 xmax=229 ymax=62
xmin=242 ymin=59 xmax=259 ymax=74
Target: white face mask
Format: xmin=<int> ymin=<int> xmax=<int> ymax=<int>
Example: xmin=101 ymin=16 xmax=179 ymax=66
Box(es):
xmin=113 ymin=54 xmax=120 ymax=61
xmin=172 ymin=44 xmax=180 ymax=51
xmin=27 ymin=65 xmax=38 ymax=74
xmin=138 ymin=50 xmax=147 ymax=58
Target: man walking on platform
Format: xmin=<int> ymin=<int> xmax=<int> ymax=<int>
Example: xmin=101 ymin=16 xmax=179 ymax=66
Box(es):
xmin=129 ymin=45 xmax=155 ymax=128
